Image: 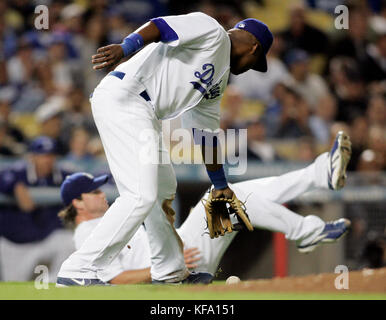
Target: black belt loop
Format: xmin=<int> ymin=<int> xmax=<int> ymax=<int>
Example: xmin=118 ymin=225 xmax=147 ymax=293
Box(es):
xmin=139 ymin=90 xmax=151 ymax=102
xmin=108 ymin=71 xmax=151 ymax=102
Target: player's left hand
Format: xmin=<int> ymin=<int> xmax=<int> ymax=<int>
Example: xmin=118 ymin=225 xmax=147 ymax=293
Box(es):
xmin=183 ymin=247 xmax=201 ymax=269
xmin=92 ymin=44 xmax=124 ymax=70
xmin=203 ymin=187 xmax=254 ymax=238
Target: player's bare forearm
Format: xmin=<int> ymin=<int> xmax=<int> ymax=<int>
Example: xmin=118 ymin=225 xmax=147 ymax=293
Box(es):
xmin=109 ymin=267 xmax=152 ymax=284
xmin=92 ymin=21 xmax=161 ymax=70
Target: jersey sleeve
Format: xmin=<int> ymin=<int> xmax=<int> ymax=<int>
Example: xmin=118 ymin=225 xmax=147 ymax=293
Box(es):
xmin=151 ymin=12 xmax=222 ymax=49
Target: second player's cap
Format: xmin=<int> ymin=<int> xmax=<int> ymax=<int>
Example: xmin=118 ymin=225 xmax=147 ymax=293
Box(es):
xmin=61 ymin=172 xmax=109 ymax=206
xmin=234 ymin=18 xmax=274 ymax=73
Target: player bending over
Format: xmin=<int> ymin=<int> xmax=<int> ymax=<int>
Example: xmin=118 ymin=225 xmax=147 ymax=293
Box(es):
xmin=56 ymin=12 xmax=274 ymax=286
xmin=57 ymin=132 xmax=352 ymax=285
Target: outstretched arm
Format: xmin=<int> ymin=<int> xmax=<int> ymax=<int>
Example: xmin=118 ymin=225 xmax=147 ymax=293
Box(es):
xmin=108 ymin=248 xmax=201 ymax=284
xmin=109 ymin=267 xmax=152 ymax=285
xmin=91 ymin=21 xmax=161 ymax=70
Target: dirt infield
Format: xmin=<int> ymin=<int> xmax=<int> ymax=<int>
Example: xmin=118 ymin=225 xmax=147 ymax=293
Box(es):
xmin=196 ymin=268 xmax=386 ymax=294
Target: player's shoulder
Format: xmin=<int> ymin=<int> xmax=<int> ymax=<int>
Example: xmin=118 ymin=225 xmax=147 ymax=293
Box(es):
xmin=186 ymin=12 xmax=224 ymax=29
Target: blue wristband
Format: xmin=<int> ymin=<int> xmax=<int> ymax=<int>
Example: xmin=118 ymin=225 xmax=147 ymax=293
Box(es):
xmin=206 ymin=167 xmax=228 ymax=190
xmin=120 ymin=33 xmax=144 ymax=57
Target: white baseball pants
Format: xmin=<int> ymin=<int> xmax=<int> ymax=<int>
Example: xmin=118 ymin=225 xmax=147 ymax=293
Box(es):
xmin=57 ymin=75 xmax=187 ymax=282
xmin=178 ymin=153 xmax=329 ymax=274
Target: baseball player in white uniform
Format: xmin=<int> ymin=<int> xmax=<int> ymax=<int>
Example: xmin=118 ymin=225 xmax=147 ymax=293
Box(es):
xmin=56 ymin=12 xmax=276 ymax=286
xmin=57 ymin=131 xmax=352 ymax=285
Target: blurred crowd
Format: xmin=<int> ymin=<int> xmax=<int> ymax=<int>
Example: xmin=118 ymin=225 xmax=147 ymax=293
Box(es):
xmin=0 ymin=0 xmax=385 ymax=281
xmin=0 ymin=0 xmax=384 ymax=169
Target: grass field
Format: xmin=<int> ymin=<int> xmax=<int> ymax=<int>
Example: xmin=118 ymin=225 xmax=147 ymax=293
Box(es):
xmin=1 ymin=282 xmax=385 ymax=300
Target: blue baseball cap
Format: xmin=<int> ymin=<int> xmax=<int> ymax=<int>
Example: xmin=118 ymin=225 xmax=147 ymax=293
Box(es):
xmin=28 ymin=136 xmax=57 ymax=154
xmin=234 ymin=18 xmax=274 ymax=72
xmin=61 ymin=172 xmax=109 ymax=206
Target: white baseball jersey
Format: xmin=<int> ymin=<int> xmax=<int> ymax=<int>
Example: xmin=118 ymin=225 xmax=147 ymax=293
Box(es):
xmin=114 ymin=12 xmax=231 ymax=131
xmin=73 ymin=218 xmax=151 ymax=281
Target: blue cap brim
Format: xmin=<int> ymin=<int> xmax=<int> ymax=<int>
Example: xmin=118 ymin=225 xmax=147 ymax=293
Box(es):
xmin=90 ymin=175 xmax=109 ymax=190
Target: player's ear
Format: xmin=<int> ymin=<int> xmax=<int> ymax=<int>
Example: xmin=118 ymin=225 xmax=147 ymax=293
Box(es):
xmin=251 ymin=42 xmax=261 ymax=56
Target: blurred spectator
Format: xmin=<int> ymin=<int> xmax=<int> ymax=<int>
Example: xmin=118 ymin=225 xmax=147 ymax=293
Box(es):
xmin=361 ymin=235 xmax=386 ymax=268
xmin=244 ymin=118 xmax=280 ymax=162
xmin=0 ymin=119 xmax=14 ymax=156
xmin=309 ymin=94 xmax=337 ymax=144
xmin=65 ymin=127 xmax=94 ymax=162
xmin=79 ymin=14 xmax=109 ymax=96
xmin=35 ymin=96 xmax=68 ymax=155
xmin=8 ymin=0 xmax=36 ymax=32
xmin=46 ymin=34 xmax=76 ymax=94
xmin=262 ymin=82 xmax=288 ymax=138
xmin=220 ymin=85 xmax=245 ymax=130
xmin=347 ymin=116 xmax=369 ymax=171
xmin=0 ymin=99 xmax=26 ymax=151
xmin=284 ymin=49 xmax=330 ymax=111
xmin=369 ymin=0 xmax=386 ymax=34
xmin=367 ymin=125 xmax=386 ymax=169
xmin=333 ymin=64 xmax=368 ymax=123
xmin=0 ymin=6 xmax=18 ymax=60
xmin=275 ymin=87 xmax=312 ymax=139
xmin=296 ymin=136 xmax=318 ymax=162
xmin=230 ymin=33 xmax=289 ymax=104
xmin=361 ymin=32 xmax=386 ymax=83
xmin=279 ymin=3 xmax=329 ymax=56
xmin=107 ymin=10 xmax=130 ymax=44
xmin=6 ymin=39 xmax=36 ymax=86
xmin=366 ymin=94 xmax=386 ymax=127
xmin=0 ymin=136 xmax=74 ymax=282
xmin=61 ymin=87 xmax=97 ymax=142
xmin=328 ymin=3 xmax=370 ymax=65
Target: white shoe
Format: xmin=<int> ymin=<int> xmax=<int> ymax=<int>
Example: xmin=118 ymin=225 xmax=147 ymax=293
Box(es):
xmin=297 ymin=218 xmax=351 ymax=253
xmin=327 ymin=131 xmax=352 ymax=190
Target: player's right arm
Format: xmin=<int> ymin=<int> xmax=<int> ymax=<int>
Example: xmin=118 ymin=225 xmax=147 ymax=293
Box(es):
xmin=108 ymin=248 xmax=201 ymax=284
xmin=92 ymin=12 xmax=220 ymax=70
xmin=91 ymin=21 xmax=161 ymax=70
xmin=109 ymin=267 xmax=152 ymax=284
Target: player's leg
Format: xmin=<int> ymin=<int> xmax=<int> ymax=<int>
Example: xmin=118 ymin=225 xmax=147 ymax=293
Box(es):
xmin=232 ymin=182 xmax=350 ymax=253
xmin=235 ymin=132 xmax=351 ymax=204
xmin=229 ymin=183 xmax=325 ymax=245
xmin=142 ymin=135 xmax=189 ymax=282
xmin=57 ymin=81 xmax=161 ymax=282
xmin=236 ymin=152 xmax=329 ymax=205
